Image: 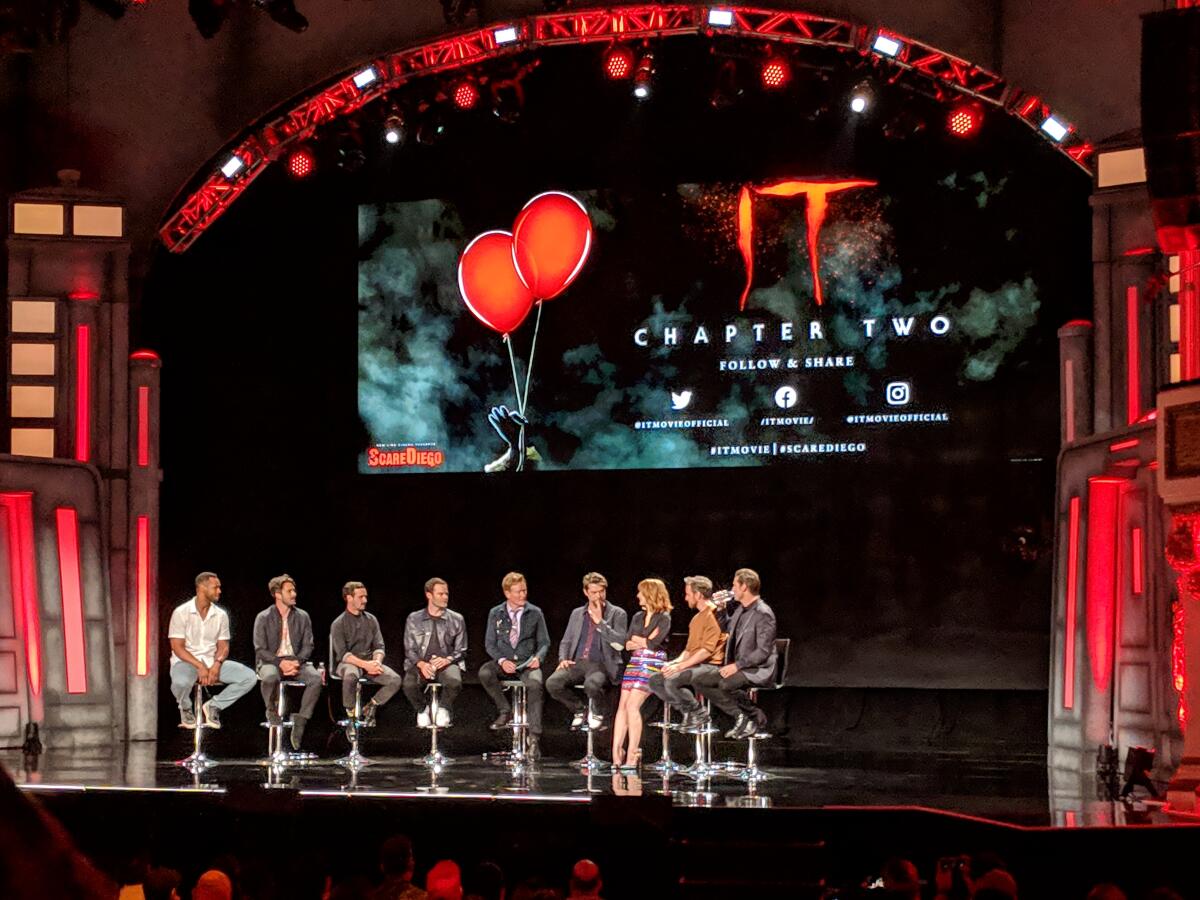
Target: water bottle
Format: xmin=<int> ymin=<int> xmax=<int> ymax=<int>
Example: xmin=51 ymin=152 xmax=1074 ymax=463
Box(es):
xmin=317 ymin=662 xmax=327 ymax=685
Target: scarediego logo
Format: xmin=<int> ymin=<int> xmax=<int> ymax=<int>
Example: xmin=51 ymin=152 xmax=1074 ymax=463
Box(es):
xmin=367 ymin=446 xmax=445 ymax=469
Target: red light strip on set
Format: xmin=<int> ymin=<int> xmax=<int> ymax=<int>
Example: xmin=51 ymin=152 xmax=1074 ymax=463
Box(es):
xmin=1064 ymin=358 xmax=1075 ymax=443
xmin=1182 ymin=250 xmax=1200 ymax=381
xmin=1086 ymin=478 xmax=1123 ymax=694
xmin=136 ymin=516 xmax=150 ymax=676
xmin=1131 ymin=526 xmax=1143 ymax=596
xmin=1109 ymin=438 xmax=1140 ymax=452
xmin=54 ymin=507 xmax=88 ymax=694
xmin=2 ymin=493 xmax=43 ymax=696
xmin=1126 ymin=286 xmax=1140 ymax=425
xmin=1064 ymin=495 xmax=1080 ymax=709
xmin=137 ymin=386 xmax=150 ymax=467
xmin=75 ymin=325 xmax=91 ymax=462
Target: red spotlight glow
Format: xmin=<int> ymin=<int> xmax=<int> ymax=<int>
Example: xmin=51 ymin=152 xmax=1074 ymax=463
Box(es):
xmin=760 ymin=58 xmax=790 ymax=90
xmin=947 ymin=104 xmax=983 ymax=138
xmin=604 ymin=46 xmax=634 ymax=80
xmin=453 ymin=80 xmax=480 ymax=110
xmin=286 ymin=147 xmax=316 ymax=179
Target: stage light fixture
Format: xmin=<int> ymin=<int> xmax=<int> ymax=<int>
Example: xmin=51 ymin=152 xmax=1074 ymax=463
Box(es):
xmin=604 ymin=46 xmax=635 ymax=80
xmin=1040 ymin=115 xmax=1069 ymax=142
xmin=872 ymin=34 xmax=902 ymax=57
xmin=708 ymin=8 xmax=734 ymax=27
xmin=947 ymin=103 xmax=983 ymax=138
xmin=493 ymin=25 xmax=519 ymax=45
xmin=220 ymin=154 xmax=244 ymax=179
xmin=453 ymin=80 xmax=481 ymax=110
xmin=286 ymin=146 xmax=315 ymax=179
xmin=353 ymin=67 xmax=378 ymax=90
xmin=632 ymin=53 xmax=655 ymax=100
xmin=849 ymin=83 xmax=872 ymax=114
xmin=384 ymin=114 xmax=406 ymax=145
xmin=760 ymin=58 xmax=790 ymax=90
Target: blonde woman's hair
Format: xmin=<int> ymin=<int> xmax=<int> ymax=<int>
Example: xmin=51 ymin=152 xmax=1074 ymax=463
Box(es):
xmin=637 ymin=578 xmax=672 ymax=614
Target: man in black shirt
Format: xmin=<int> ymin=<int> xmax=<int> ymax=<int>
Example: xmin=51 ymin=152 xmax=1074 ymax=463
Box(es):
xmin=329 ymin=581 xmax=402 ymax=728
xmin=402 ymin=577 xmax=468 ymax=727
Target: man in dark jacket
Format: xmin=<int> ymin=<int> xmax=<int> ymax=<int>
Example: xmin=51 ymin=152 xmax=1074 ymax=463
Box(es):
xmin=692 ymin=567 xmax=777 ymax=739
xmin=402 ymin=577 xmax=467 ymax=727
xmin=253 ymin=573 xmax=323 ymax=750
xmin=478 ymin=571 xmax=551 ymax=758
xmin=545 ymin=572 xmax=628 ymax=731
xmin=330 ymin=581 xmax=402 ymax=728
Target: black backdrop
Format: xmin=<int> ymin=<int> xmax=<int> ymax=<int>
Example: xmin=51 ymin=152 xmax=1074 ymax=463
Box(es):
xmin=140 ymin=40 xmax=1091 ymax=739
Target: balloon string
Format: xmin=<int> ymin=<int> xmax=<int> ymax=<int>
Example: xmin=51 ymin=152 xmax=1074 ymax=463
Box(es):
xmin=520 ymin=301 xmax=544 ymax=416
xmin=504 ymin=335 xmax=523 ymax=412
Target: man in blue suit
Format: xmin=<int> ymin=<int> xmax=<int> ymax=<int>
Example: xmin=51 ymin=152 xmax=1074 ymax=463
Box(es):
xmin=478 ymin=571 xmax=551 ymax=759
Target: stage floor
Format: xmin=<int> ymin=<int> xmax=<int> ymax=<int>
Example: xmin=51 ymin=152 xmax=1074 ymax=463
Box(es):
xmin=4 ymin=745 xmax=1183 ymax=829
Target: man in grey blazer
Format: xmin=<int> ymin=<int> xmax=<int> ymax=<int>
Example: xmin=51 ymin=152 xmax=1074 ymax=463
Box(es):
xmin=693 ymin=567 xmax=777 ymax=739
xmin=545 ymin=572 xmax=628 ymax=731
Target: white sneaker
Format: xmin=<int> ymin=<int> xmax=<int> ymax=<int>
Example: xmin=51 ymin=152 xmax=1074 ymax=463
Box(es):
xmin=435 ymin=706 xmax=451 ymax=728
xmin=587 ymin=711 xmax=603 ymax=731
xmin=417 ymin=706 xmax=431 ymax=728
xmin=570 ymin=711 xmax=585 ymax=730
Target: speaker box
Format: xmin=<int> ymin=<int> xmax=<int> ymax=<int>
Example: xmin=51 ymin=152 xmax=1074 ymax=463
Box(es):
xmin=1142 ymin=8 xmax=1200 ymax=251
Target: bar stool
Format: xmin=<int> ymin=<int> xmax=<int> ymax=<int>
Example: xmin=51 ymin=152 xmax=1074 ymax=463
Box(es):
xmin=728 ymin=638 xmax=790 ymax=783
xmin=260 ymin=678 xmax=318 ymax=767
xmin=649 ymin=701 xmax=684 ymax=775
xmin=483 ymin=679 xmax=533 ymax=775
xmin=415 ymin=681 xmax=453 ymax=770
xmin=681 ymin=696 xmax=720 ymax=779
xmin=176 ymin=680 xmax=222 ymax=772
xmin=572 ymin=685 xmax=604 ymax=773
xmin=333 ymin=673 xmax=375 ymax=770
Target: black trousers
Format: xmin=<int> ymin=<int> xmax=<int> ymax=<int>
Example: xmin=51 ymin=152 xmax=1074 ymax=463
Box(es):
xmin=478 ymin=661 xmax=545 ymax=735
xmin=691 ymin=668 xmax=765 ymax=725
xmin=401 ymin=665 xmax=462 ymax=712
xmin=545 ymin=660 xmax=610 ymax=715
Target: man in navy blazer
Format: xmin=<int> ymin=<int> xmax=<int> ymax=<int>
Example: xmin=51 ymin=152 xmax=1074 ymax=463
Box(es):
xmin=693 ymin=567 xmax=777 ymax=739
xmin=478 ymin=571 xmax=551 ymax=758
xmin=546 ymin=572 xmax=628 ymax=731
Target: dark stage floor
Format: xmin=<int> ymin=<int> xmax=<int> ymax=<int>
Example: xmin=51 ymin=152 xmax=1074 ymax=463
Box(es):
xmin=3 ymin=744 xmax=1183 ymax=829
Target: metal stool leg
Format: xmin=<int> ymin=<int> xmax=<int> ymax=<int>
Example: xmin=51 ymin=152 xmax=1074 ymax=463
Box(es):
xmin=416 ymin=682 xmax=453 ymax=769
xmin=573 ymin=696 xmax=604 ymax=772
xmin=737 ymin=687 xmax=771 ymax=782
xmin=177 ymin=681 xmax=214 ymax=771
xmin=337 ymin=680 xmax=373 ymax=770
xmin=261 ymin=679 xmax=318 ymax=768
xmin=651 ymin=701 xmax=683 ymax=775
xmin=685 ymin=697 xmax=718 ymax=779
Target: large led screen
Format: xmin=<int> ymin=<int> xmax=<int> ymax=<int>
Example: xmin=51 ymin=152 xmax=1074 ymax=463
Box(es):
xmin=359 ymin=169 xmax=1049 ymax=474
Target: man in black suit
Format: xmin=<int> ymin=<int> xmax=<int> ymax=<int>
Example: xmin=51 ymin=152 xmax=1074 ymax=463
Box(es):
xmin=478 ymin=571 xmax=551 ymax=758
xmin=545 ymin=572 xmax=628 ymax=731
xmin=693 ymin=567 xmax=777 ymax=739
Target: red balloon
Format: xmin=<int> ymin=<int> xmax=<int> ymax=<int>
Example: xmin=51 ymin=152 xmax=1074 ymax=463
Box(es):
xmin=457 ymin=230 xmax=535 ymax=335
xmin=512 ymin=191 xmax=593 ymax=300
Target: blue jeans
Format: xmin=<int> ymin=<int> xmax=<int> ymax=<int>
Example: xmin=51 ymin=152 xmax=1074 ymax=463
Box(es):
xmin=170 ymin=660 xmax=257 ymax=711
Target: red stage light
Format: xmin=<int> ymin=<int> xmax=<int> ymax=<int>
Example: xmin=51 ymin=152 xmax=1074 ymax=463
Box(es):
xmin=760 ymin=58 xmax=790 ymax=90
xmin=287 ymin=147 xmax=315 ymax=179
xmin=453 ymin=80 xmax=480 ymax=110
xmin=947 ymin=104 xmax=983 ymax=138
xmin=604 ymin=46 xmax=634 ymax=80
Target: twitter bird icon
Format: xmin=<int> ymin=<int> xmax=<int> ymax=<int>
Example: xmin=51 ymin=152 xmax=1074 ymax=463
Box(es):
xmin=670 ymin=390 xmax=693 ymax=411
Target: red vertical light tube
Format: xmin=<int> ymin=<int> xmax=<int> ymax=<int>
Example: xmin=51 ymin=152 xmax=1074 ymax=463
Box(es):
xmin=137 ymin=386 xmax=150 ymax=467
xmin=1132 ymin=527 xmax=1144 ymax=596
xmin=1064 ymin=496 xmax=1081 ymax=709
xmin=1086 ymin=478 xmax=1124 ymax=694
xmin=136 ymin=515 xmax=150 ymax=676
xmin=75 ymin=324 xmax=91 ymax=462
xmin=1125 ymin=286 xmax=1140 ymax=424
xmin=54 ymin=507 xmax=88 ymax=694
xmin=2 ymin=493 xmax=42 ymax=696
xmin=1182 ymin=250 xmax=1200 ymax=381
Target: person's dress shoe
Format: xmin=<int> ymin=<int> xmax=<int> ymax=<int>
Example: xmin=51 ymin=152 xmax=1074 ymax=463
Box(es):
xmin=527 ymin=735 xmax=541 ymax=760
xmin=362 ymin=701 xmax=378 ymax=728
xmin=490 ymin=710 xmax=511 ymax=730
xmin=724 ymin=713 xmax=747 ymax=739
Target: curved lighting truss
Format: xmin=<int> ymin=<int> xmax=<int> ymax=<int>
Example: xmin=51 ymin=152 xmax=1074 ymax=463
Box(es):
xmin=159 ymin=4 xmax=1094 ymax=253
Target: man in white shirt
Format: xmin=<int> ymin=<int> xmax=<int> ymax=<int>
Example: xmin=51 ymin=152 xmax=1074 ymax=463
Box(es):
xmin=167 ymin=572 xmax=258 ymax=728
